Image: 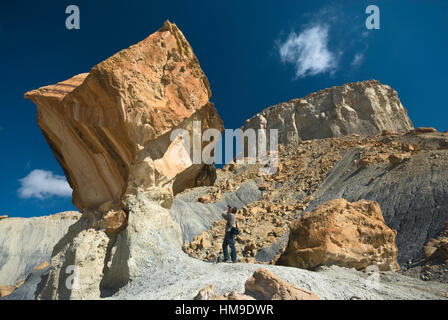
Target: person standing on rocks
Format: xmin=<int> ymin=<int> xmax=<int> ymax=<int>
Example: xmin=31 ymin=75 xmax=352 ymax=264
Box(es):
xmin=222 ymin=206 xmax=239 ymax=263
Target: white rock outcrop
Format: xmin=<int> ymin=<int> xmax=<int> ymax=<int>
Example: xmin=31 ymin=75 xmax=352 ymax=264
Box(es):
xmin=0 ymin=212 xmax=80 ymax=286
xmin=242 ymin=80 xmax=413 ymax=146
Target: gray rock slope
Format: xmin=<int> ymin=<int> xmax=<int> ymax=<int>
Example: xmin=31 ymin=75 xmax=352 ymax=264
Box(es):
xmin=0 ymin=212 xmax=81 ymax=285
xmin=6 ymin=182 xmax=447 ymax=300
xmin=307 ymin=147 xmax=448 ymax=265
xmin=107 ymin=190 xmax=448 ymax=301
xmin=242 ymin=80 xmax=413 ymax=147
xmin=170 ymin=181 xmax=261 ymax=244
xmin=1 ymin=267 xmax=50 ymax=300
xmin=110 ymin=258 xmax=448 ymax=300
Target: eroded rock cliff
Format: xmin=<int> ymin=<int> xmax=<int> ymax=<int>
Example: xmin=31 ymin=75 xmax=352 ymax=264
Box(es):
xmin=242 ymin=80 xmax=413 ymax=147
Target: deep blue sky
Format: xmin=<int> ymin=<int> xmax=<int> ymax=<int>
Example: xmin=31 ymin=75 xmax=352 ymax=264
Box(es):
xmin=1 ymin=0 xmax=447 ymax=217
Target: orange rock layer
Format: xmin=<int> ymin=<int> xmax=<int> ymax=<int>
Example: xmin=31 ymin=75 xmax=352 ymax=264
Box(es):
xmin=25 ymin=21 xmax=224 ymax=216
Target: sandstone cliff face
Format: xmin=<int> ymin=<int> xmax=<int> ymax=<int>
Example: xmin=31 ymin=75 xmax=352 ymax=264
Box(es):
xmin=242 ymin=80 xmax=413 ymax=146
xmin=25 ymin=21 xmax=223 ymax=220
xmin=278 ymin=199 xmax=399 ymax=271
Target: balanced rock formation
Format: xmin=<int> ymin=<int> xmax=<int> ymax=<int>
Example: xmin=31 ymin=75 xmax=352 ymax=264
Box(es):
xmin=25 ymin=21 xmax=225 ymax=300
xmin=25 ymin=20 xmax=224 ymax=225
xmin=0 ymin=211 xmax=81 ymax=286
xmin=242 ymin=80 xmax=413 ymax=147
xmin=244 ymin=268 xmax=319 ymax=300
xmin=278 ymin=199 xmax=399 ymax=271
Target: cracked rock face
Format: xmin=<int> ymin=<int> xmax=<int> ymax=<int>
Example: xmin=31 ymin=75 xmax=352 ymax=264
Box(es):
xmin=25 ymin=20 xmax=223 ymax=217
xmin=242 ymin=80 xmax=413 ymax=147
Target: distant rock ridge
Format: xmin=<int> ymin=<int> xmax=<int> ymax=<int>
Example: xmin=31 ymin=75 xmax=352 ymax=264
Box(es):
xmin=242 ymin=80 xmax=413 ymax=147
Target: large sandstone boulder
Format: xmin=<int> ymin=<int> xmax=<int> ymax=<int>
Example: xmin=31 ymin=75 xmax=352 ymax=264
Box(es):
xmin=244 ymin=268 xmax=320 ymax=300
xmin=27 ymin=21 xmax=225 ymax=300
xmin=242 ymin=80 xmax=413 ymax=147
xmin=194 ymin=284 xmax=255 ymax=300
xmin=25 ymin=20 xmax=224 ymax=221
xmin=278 ymin=199 xmax=399 ymax=271
xmin=193 ymin=269 xmax=319 ymax=300
xmin=306 ymin=145 xmax=448 ymax=264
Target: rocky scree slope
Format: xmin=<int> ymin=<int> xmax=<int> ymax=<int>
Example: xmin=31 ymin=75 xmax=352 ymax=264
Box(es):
xmin=185 ymin=129 xmax=448 ymax=272
xmin=400 ymin=221 xmax=448 ymax=282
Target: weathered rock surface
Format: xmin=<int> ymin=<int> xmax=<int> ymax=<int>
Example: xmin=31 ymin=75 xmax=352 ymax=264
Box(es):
xmin=193 ymin=268 xmax=319 ymax=300
xmin=401 ymin=223 xmax=448 ymax=283
xmin=242 ymin=80 xmax=413 ymax=147
xmin=4 ymin=180 xmax=448 ymax=300
xmin=171 ymin=181 xmax=261 ymax=244
xmin=185 ymin=130 xmax=448 ymax=270
xmin=0 ymin=285 xmax=15 ymax=298
xmin=194 ymin=284 xmax=255 ymax=300
xmin=0 ymin=211 xmax=80 ymax=286
xmin=0 ymin=266 xmax=50 ymax=300
xmin=25 ymin=20 xmax=223 ymax=216
xmin=103 ymin=182 xmax=446 ymax=301
xmin=278 ymin=199 xmax=399 ymax=271
xmin=36 ymin=217 xmax=112 ymax=299
xmin=34 ymin=181 xmax=261 ymax=300
xmin=244 ymin=268 xmax=320 ymax=300
xmin=23 ymin=21 xmax=225 ymax=299
xmin=34 ymin=261 xmax=50 ymax=272
xmin=307 ymin=144 xmax=448 ymax=265
xmin=108 ymin=250 xmax=448 ymax=300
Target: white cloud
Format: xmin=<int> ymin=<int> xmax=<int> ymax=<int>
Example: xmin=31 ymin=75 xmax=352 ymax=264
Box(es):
xmin=18 ymin=169 xmax=72 ymax=200
xmin=278 ymin=24 xmax=337 ymax=78
xmin=351 ymin=52 xmax=364 ymax=67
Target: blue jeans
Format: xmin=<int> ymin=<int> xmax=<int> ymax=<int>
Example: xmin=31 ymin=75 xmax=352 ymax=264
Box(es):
xmin=222 ymin=231 xmax=237 ymax=262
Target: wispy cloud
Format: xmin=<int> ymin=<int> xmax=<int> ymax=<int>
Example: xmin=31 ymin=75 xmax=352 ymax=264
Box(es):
xmin=278 ymin=24 xmax=337 ymax=78
xmin=351 ymin=52 xmax=364 ymax=67
xmin=18 ymin=169 xmax=72 ymax=200
xmin=277 ymin=5 xmax=373 ymax=79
